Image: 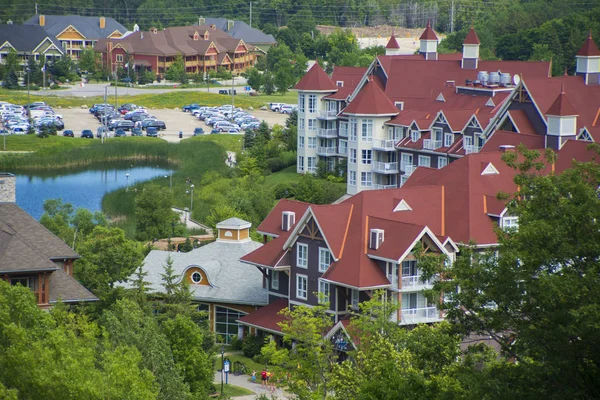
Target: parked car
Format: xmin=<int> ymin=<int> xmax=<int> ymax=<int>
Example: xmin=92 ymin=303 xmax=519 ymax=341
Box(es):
xmin=280 ymin=104 xmax=297 ymax=114
xmin=62 ymin=130 xmax=74 ymax=137
xmin=97 ymin=126 xmax=109 ymax=138
xmin=270 ymin=102 xmax=284 ymax=112
xmin=115 ymin=129 xmax=127 ymax=137
xmin=81 ymin=129 xmax=94 ymax=138
xmin=182 ymin=103 xmax=201 ymax=112
xmin=146 ymin=127 xmax=158 ymax=137
xmin=210 ymin=128 xmax=220 ymax=134
xmin=115 ymin=120 xmax=134 ymax=131
xmin=144 ymin=120 xmax=166 ymax=130
xmin=131 ymin=127 xmax=143 ymax=136
xmin=193 ymin=127 xmax=205 ymax=136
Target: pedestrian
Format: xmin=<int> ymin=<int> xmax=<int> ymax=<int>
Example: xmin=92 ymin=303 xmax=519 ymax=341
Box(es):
xmin=260 ymin=368 xmax=267 ymax=388
xmin=269 ymin=371 xmax=276 ymax=392
xmin=251 ymin=370 xmax=256 ymax=383
xmin=266 ymin=368 xmax=271 ymax=389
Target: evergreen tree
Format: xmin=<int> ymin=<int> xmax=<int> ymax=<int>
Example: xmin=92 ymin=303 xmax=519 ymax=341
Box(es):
xmin=3 ymin=68 xmax=19 ymax=90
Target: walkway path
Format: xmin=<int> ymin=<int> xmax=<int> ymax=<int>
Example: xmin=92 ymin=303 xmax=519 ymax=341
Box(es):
xmin=213 ymin=371 xmax=293 ymax=399
xmin=226 ymin=151 xmax=237 ymax=167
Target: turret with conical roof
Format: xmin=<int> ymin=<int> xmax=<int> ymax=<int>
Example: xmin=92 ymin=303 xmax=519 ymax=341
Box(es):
xmin=575 ymin=31 xmax=600 ymax=85
xmin=419 ymin=21 xmax=438 ymax=60
xmin=385 ymin=32 xmax=401 ymax=56
xmin=546 ymin=82 xmax=578 ymax=150
xmin=461 ymin=27 xmax=480 ymax=69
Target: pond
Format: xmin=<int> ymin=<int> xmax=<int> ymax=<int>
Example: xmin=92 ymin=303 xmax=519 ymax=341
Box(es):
xmin=16 ymin=164 xmax=173 ymax=220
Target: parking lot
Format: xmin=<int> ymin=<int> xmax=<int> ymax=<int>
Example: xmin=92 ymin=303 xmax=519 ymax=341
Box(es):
xmin=59 ymin=107 xmax=289 ymax=142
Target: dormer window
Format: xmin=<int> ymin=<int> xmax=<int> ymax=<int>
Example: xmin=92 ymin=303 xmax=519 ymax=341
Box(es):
xmin=193 ymin=31 xmax=199 ymax=40
xmin=282 ymin=211 xmax=295 ymax=231
xmin=369 ymin=229 xmax=384 ymax=250
xmin=336 ymin=81 xmax=344 ymax=87
xmin=151 ymin=27 xmax=158 ymax=34
xmin=204 ymin=32 xmax=209 ymax=40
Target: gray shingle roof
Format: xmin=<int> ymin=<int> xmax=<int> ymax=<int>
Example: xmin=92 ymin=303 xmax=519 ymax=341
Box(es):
xmin=127 ymin=240 xmax=267 ymax=306
xmin=24 ymin=15 xmax=127 ymax=40
xmin=0 ymin=24 xmax=63 ymax=53
xmin=49 ymin=269 xmax=97 ymax=303
xmin=195 ymin=18 xmax=275 ymax=45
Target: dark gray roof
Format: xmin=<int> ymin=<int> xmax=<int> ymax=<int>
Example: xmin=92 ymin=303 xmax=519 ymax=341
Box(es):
xmin=0 ymin=24 xmax=63 ymax=53
xmin=195 ymin=18 xmax=275 ymax=45
xmin=49 ymin=268 xmax=98 ymax=303
xmin=0 ymin=203 xmax=79 ymax=262
xmin=24 ymin=15 xmax=127 ymax=40
xmin=124 ymin=240 xmax=267 ymax=306
xmin=0 ymin=224 xmax=57 ymax=272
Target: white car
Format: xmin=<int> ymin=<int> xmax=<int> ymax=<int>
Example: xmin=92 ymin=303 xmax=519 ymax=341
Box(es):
xmin=280 ymin=105 xmax=297 ymax=114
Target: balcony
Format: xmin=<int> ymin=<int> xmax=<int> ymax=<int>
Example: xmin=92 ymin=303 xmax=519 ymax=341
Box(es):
xmin=373 ymin=183 xmax=397 ymax=190
xmin=401 ymin=162 xmax=417 ymax=176
xmin=316 ymin=146 xmax=337 ymax=156
xmin=400 ymin=275 xmax=435 ymax=292
xmin=373 ymin=139 xmax=397 ymax=151
xmin=338 ymin=147 xmax=348 ymax=156
xmin=372 ymin=162 xmax=399 ymax=174
xmin=423 ymin=139 xmax=442 ymax=150
xmin=400 ymin=307 xmax=440 ymax=325
xmin=317 ymin=128 xmax=337 ymax=138
xmin=339 ymin=128 xmax=348 ymax=137
xmin=464 ymin=144 xmax=480 ymax=154
xmin=317 ymin=110 xmax=338 ymax=119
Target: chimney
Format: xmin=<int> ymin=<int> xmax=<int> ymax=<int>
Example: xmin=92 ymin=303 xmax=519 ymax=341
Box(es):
xmin=198 ymin=16 xmax=206 ymax=26
xmin=369 ymin=229 xmax=384 ymax=250
xmin=0 ymin=173 xmax=16 ymax=203
xmin=99 ymin=17 xmax=106 ymax=29
xmin=282 ymin=211 xmax=295 ymax=231
xmin=227 ymin=20 xmax=234 ymax=31
xmin=39 ymin=14 xmax=45 ymax=27
xmin=461 ymin=27 xmax=480 ymax=69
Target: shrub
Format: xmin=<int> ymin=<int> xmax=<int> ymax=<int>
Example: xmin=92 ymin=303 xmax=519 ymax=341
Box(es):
xmin=266 ymin=157 xmax=284 ymax=172
xmin=273 ymin=182 xmax=296 ymax=199
xmin=230 ymin=335 xmax=243 ymax=351
xmin=281 ymin=151 xmax=297 ymax=167
xmin=242 ymin=334 xmax=264 ymax=358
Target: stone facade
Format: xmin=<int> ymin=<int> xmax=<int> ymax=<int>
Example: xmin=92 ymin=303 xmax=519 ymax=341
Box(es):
xmin=0 ymin=173 xmax=16 ymax=203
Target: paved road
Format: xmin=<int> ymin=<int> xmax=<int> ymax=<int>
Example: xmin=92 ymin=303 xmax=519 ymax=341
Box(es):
xmin=213 ymin=371 xmax=293 ymax=399
xmin=32 ymin=80 xmax=249 ymax=97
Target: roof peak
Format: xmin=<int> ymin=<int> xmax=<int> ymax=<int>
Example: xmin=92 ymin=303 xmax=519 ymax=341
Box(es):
xmin=294 ymin=62 xmax=338 ymax=92
xmin=385 ymin=34 xmax=400 ymax=49
xmin=547 ymin=86 xmax=578 ymax=117
xmin=419 ymin=20 xmax=438 ymax=41
xmin=577 ymin=30 xmax=600 ymax=57
xmin=463 ymin=26 xmax=480 ymax=45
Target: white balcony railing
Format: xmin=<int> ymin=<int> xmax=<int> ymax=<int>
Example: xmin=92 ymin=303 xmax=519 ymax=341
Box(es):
xmin=317 ymin=128 xmax=338 ymax=138
xmin=400 ymin=275 xmax=435 ymax=292
xmin=401 ymin=162 xmax=417 ymax=176
xmin=338 ymin=128 xmax=348 ymax=137
xmin=372 ymin=161 xmax=399 ymax=173
xmin=464 ymin=144 xmax=480 ymax=154
xmin=317 ymin=146 xmax=337 ymax=156
xmin=373 ymin=183 xmax=397 ymax=190
xmin=423 ymin=139 xmax=442 ymax=150
xmin=400 ymin=306 xmax=440 ymax=325
xmin=373 ymin=139 xmax=397 ymax=151
xmin=318 ymin=110 xmax=338 ymax=119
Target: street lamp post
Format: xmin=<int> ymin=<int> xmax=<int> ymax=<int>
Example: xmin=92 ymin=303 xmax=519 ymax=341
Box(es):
xmin=125 ymin=173 xmax=130 ymax=191
xmin=189 ymin=184 xmax=194 ymax=213
xmin=165 ymin=173 xmax=172 ymax=188
xmin=230 ymin=75 xmax=235 ymax=121
xmin=220 ymin=345 xmax=225 ymax=397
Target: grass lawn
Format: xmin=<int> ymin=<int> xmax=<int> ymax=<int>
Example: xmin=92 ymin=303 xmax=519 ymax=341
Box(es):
xmin=0 ymin=134 xmax=95 ymax=154
xmin=264 ymin=165 xmax=301 ymax=188
xmin=217 ymin=353 xmax=265 ymax=376
xmin=222 ymin=385 xmax=254 ymax=397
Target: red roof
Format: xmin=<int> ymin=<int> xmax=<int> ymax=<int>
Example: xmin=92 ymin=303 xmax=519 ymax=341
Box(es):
xmin=324 ymin=66 xmax=367 ymax=100
xmin=577 ymin=31 xmax=600 ymax=57
xmin=294 ymin=63 xmax=338 ymax=92
xmin=482 ymin=130 xmax=545 ymax=151
xmin=237 ymin=298 xmax=287 ymax=333
xmin=386 ymin=34 xmax=400 ymax=49
xmin=463 ymin=27 xmax=480 ymax=45
xmin=419 ymin=21 xmax=438 ymax=41
xmin=507 ymin=110 xmax=538 ymax=134
xmin=546 ymin=88 xmax=578 ymax=117
xmin=342 ymin=79 xmax=399 ymax=116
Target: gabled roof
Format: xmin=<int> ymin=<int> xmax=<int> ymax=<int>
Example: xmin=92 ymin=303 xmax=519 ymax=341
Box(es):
xmin=0 ymin=24 xmax=63 ymax=53
xmin=577 ymin=31 xmax=600 ymax=57
xmin=419 ymin=21 xmax=438 ymax=41
xmin=463 ymin=27 xmax=480 ymax=45
xmin=386 ymin=34 xmax=400 ymax=49
xmin=294 ymin=63 xmax=338 ymax=92
xmin=324 ymin=66 xmax=367 ymax=100
xmin=49 ymin=269 xmax=97 ymax=303
xmin=482 ymin=130 xmax=545 ymax=152
xmin=24 ymin=15 xmax=127 ymax=39
xmin=194 ymin=18 xmax=275 ymax=44
xmin=342 ymin=79 xmax=399 ymax=116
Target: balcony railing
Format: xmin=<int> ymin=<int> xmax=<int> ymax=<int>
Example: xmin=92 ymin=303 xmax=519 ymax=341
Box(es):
xmin=401 ymin=162 xmax=417 ymax=176
xmin=372 ymin=162 xmax=399 ymax=174
xmin=318 ymin=110 xmax=338 ymax=119
xmin=400 ymin=306 xmax=440 ymax=325
xmin=317 ymin=146 xmax=337 ymax=156
xmin=373 ymin=139 xmax=397 ymax=151
xmin=464 ymin=144 xmax=480 ymax=154
xmin=400 ymin=275 xmax=435 ymax=292
xmin=423 ymin=139 xmax=442 ymax=150
xmin=317 ymin=128 xmax=337 ymax=138
xmin=339 ymin=128 xmax=348 ymax=137
xmin=373 ymin=183 xmax=397 ymax=190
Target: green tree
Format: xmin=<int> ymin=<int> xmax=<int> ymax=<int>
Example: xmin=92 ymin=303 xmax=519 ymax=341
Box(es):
xmin=26 ymin=56 xmax=42 ymax=86
xmin=40 ymin=199 xmax=106 ymax=249
xmin=241 ymin=67 xmax=263 ymax=92
xmin=2 ymin=68 xmax=19 ymax=90
xmin=50 ymin=54 xmax=75 ymax=81
xmin=165 ymin=53 xmax=188 ymax=85
xmin=135 ymin=183 xmax=179 ymax=241
xmin=274 ymin=60 xmax=295 ymax=95
xmin=262 ymin=71 xmax=275 ymax=95
xmin=78 ymin=47 xmax=100 ymax=77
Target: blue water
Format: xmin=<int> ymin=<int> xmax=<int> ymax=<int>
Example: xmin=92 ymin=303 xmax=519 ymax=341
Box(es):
xmin=16 ymin=166 xmax=172 ymax=220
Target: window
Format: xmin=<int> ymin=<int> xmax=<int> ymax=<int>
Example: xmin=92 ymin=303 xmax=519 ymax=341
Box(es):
xmin=361 ymin=172 xmax=372 ymax=187
xmin=351 ymin=289 xmax=359 ymax=310
xmin=308 ymin=95 xmax=317 ymax=113
xmin=319 ymin=248 xmax=331 ymax=273
xmin=298 ymin=136 xmax=305 ymax=148
xmin=319 ymin=280 xmax=330 ymax=303
xmin=191 ymin=271 xmax=202 ymax=283
xmin=401 ymin=293 xmax=418 ymax=311
xmin=339 ymin=121 xmax=348 ymax=136
xmin=402 ymin=260 xmax=417 ymax=277
xmin=438 ymin=157 xmax=448 ymax=169
xmin=196 ymin=303 xmax=209 ymax=320
xmin=308 ymin=119 xmax=317 ymax=131
xmin=361 ymin=119 xmax=373 ymax=142
xmin=418 ymin=155 xmax=431 ymax=167
xmin=411 ymin=130 xmax=420 ymax=142
xmin=298 ymin=119 xmax=305 ymax=131
xmin=308 ymin=137 xmax=317 ymax=149
xmin=271 ymin=271 xmax=279 ymax=290
xmin=307 ymin=157 xmax=316 ymax=173
xmin=298 ymin=94 xmax=305 ymax=113
xmin=349 ymin=148 xmax=357 ymax=164
xmin=297 ymin=243 xmax=308 ymax=268
xmin=361 ymin=150 xmax=372 ymax=165
xmin=215 ymin=306 xmax=246 ymax=344
xmin=116 ymin=54 xmax=123 ymax=62
xmin=387 ymin=263 xmax=399 ymax=289
xmin=444 ymin=132 xmax=453 ymax=147
xmin=349 ymin=119 xmax=357 ymax=141
xmin=339 ymin=140 xmax=348 ymax=155
xmin=298 ymin=156 xmax=304 ymax=172
xmin=296 ymin=274 xmax=308 ymax=300
xmin=502 ymin=217 xmax=519 ymax=230
xmin=349 ymin=170 xmax=356 ymax=186
xmin=11 ymin=277 xmax=31 ymax=289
